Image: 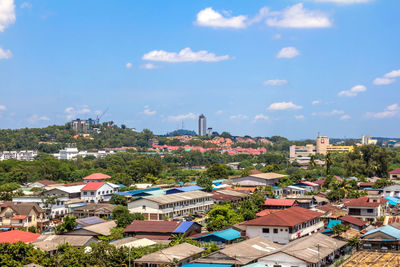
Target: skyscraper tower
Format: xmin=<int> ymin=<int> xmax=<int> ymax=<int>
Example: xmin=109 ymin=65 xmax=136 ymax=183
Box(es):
xmin=198 ymin=114 xmax=206 ymax=136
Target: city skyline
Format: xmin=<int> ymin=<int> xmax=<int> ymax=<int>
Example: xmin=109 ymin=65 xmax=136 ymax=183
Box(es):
xmin=0 ymin=0 xmax=399 ymax=139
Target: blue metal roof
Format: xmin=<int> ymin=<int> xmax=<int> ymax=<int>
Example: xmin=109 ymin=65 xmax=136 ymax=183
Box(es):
xmin=173 ymin=221 xmax=194 ymax=234
xmin=384 ymin=196 xmax=400 ymax=206
xmin=322 ymin=220 xmax=341 ymax=234
xmin=182 ymin=264 xmax=232 ymax=267
xmin=194 ymin=228 xmax=241 ymax=241
xmin=363 ymin=225 xmax=400 ymax=239
xmin=167 ymin=185 xmax=204 ymax=194
xmin=79 ymin=217 xmax=104 ymax=225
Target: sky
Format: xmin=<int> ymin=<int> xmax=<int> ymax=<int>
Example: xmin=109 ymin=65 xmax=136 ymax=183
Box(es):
xmin=0 ymin=0 xmax=399 ymax=139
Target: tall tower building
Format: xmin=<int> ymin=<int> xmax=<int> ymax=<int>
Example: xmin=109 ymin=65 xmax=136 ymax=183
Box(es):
xmin=198 ymin=114 xmax=206 ymax=136
xmin=316 ymin=134 xmax=329 ymax=155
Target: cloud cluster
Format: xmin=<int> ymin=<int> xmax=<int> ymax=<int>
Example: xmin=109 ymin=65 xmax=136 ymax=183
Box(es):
xmin=312 ymin=109 xmax=344 ymax=116
xmin=253 ymin=114 xmax=269 ymax=121
xmin=195 ymin=7 xmax=247 ymax=29
xmin=140 ymin=63 xmax=158 ymax=69
xmin=142 ymin=47 xmax=230 ymax=63
xmin=195 ymin=4 xmax=332 ymax=29
xmin=315 ymin=0 xmax=371 ymax=4
xmin=0 ymin=104 xmax=6 ymax=111
xmin=143 ymin=106 xmax=156 ymax=116
xmin=373 ymin=69 xmax=400 ymax=85
xmin=125 ymin=62 xmax=132 ymax=69
xmin=366 ymin=104 xmax=400 ymax=119
xmin=263 ymin=79 xmax=287 ymax=86
xmin=0 ymin=47 xmax=11 ymax=59
xmin=64 ymin=106 xmax=91 ymax=120
xmin=338 ymin=85 xmax=366 ymax=97
xmin=0 ymin=0 xmax=15 ymax=32
xmin=27 ymin=114 xmax=50 ymax=124
xmin=230 ymin=114 xmax=249 ymax=120
xmin=277 ymin=47 xmax=299 ymax=58
xmin=294 ymin=115 xmax=305 ymax=119
xmin=268 ymin=101 xmax=302 ymax=111
xmin=312 ymin=100 xmax=320 ymax=105
xmin=168 ymin=113 xmax=196 ymax=122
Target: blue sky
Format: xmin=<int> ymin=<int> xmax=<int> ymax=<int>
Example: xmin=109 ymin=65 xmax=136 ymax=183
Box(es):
xmin=0 ymin=0 xmax=399 ymax=139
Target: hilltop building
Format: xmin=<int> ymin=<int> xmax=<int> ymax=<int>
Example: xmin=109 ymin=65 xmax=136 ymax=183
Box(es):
xmin=361 ymin=134 xmax=378 ymax=145
xmin=198 ymin=114 xmax=206 ymax=136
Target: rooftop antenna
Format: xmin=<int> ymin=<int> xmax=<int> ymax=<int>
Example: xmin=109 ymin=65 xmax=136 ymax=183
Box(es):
xmin=96 ymin=107 xmax=109 ymax=125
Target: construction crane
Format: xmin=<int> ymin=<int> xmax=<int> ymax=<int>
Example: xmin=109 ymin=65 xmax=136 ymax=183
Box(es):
xmin=96 ymin=107 xmax=109 ymax=125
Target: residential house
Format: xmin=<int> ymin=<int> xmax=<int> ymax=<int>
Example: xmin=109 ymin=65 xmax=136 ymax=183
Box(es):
xmin=343 ymin=196 xmax=387 ymax=222
xmin=80 ymin=182 xmax=115 ymax=203
xmin=28 ymin=180 xmax=61 ymax=189
xmin=361 ymin=224 xmax=400 ymax=250
xmin=211 ymin=189 xmax=249 ymax=205
xmin=257 ymin=233 xmax=346 ymax=267
xmin=66 ymin=220 xmax=116 ymax=238
xmin=110 ymin=237 xmax=157 ymax=249
xmin=282 ymin=185 xmax=306 ymax=196
xmin=389 ymin=168 xmax=400 ymax=180
xmin=134 ymin=243 xmax=203 ymax=266
xmin=231 ymin=172 xmax=287 ymax=186
xmin=0 ymin=230 xmax=40 ymax=244
xmin=293 ymin=181 xmax=320 ymax=192
xmin=315 ymin=204 xmax=347 ymax=220
xmin=82 ymin=173 xmax=111 ymax=183
xmin=287 ymin=195 xmax=329 ymax=209
xmin=123 ymin=220 xmax=201 ymax=240
xmin=192 ymin=228 xmax=241 ymax=245
xmin=194 ymin=237 xmax=281 ymax=266
xmin=339 ymin=215 xmax=368 ymax=231
xmin=358 ymin=182 xmax=375 ymax=190
xmin=166 ymin=185 xmax=204 ymax=194
xmin=33 ymin=235 xmax=97 ymax=255
xmin=127 ymin=190 xmax=213 ymax=220
xmin=71 ymin=203 xmax=115 ymax=218
xmin=12 ymin=196 xmax=68 ymax=219
xmin=0 ymin=203 xmax=44 ymax=230
xmin=264 ymin=199 xmax=297 ymax=210
xmin=242 ymin=206 xmax=324 ymax=244
xmin=76 ymin=216 xmax=106 ymax=228
xmin=383 ymin=184 xmax=400 ymax=197
xmin=44 ymin=185 xmax=85 ymax=199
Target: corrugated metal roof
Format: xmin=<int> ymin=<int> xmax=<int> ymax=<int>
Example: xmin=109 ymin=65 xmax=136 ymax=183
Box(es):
xmin=166 ymin=185 xmax=204 ymax=194
xmin=363 ymin=225 xmax=400 ymax=239
xmin=194 ymin=228 xmax=240 ymax=241
xmin=173 ymin=221 xmax=194 ymax=234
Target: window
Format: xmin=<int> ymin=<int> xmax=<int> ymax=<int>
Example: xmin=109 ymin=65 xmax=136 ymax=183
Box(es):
xmin=273 ymin=228 xmax=278 ymax=234
xmin=262 ymin=228 xmax=269 ymax=233
xmin=91 ymin=192 xmax=94 ymax=196
xmin=367 ymin=209 xmax=374 ymax=213
xmin=84 ymin=192 xmax=87 ymax=195
xmin=142 ymin=205 xmax=146 ymax=210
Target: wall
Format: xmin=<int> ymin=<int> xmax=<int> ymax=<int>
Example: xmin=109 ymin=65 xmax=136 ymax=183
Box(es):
xmin=258 ymin=252 xmax=307 ymax=267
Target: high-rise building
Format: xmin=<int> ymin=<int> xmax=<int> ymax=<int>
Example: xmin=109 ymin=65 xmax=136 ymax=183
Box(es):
xmin=316 ymin=134 xmax=329 ymax=155
xmin=361 ymin=134 xmax=378 ymax=145
xmin=207 ymin=127 xmax=213 ymax=137
xmin=198 ymin=114 xmax=206 ymax=136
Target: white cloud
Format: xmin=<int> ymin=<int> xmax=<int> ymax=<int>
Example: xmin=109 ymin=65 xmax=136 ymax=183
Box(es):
xmin=315 ymin=0 xmax=371 ymax=4
xmin=313 ymin=109 xmax=344 ymax=116
xmin=340 ymin=114 xmax=351 ymax=120
xmin=27 ymin=114 xmax=50 ymax=124
xmin=294 ymin=115 xmax=305 ymax=119
xmin=263 ymin=79 xmax=287 ymax=86
xmin=168 ymin=113 xmax=197 ymax=122
xmin=230 ymin=114 xmax=249 ymax=120
xmin=215 ymin=110 xmax=223 ymax=115
xmin=384 ymin=69 xmax=400 ymax=78
xmin=64 ymin=105 xmax=91 ymax=120
xmin=266 ymin=3 xmax=332 ymax=29
xmin=254 ymin=114 xmax=269 ymax=121
xmin=373 ymin=77 xmax=395 ymax=85
xmin=142 ymin=47 xmax=230 ymax=63
xmin=0 ymin=105 xmax=6 ymax=111
xmin=125 ymin=62 xmax=132 ymax=69
xmin=20 ymin=2 xmax=32 ymax=8
xmin=338 ymin=85 xmax=366 ymax=97
xmin=277 ymin=47 xmax=299 ymax=58
xmin=143 ymin=106 xmax=156 ymax=116
xmin=195 ymin=7 xmax=247 ymax=29
xmin=0 ymin=0 xmax=15 ymax=32
xmin=272 ymin=33 xmax=282 ymax=39
xmin=268 ymin=101 xmax=302 ymax=111
xmin=366 ymin=104 xmax=400 ymax=119
xmin=140 ymin=63 xmax=158 ymax=69
xmin=312 ymin=100 xmax=320 ymax=105
xmin=0 ymin=47 xmax=12 ymax=59
xmin=373 ymin=69 xmax=400 ymax=85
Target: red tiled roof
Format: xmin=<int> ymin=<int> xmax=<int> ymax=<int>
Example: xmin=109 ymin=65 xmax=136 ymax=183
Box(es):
xmin=343 ymin=196 xmax=384 ymax=207
xmin=242 ymin=206 xmax=323 ymax=227
xmin=359 ymin=182 xmax=375 ymax=187
xmin=340 ymin=215 xmax=367 ymax=227
xmin=256 ymin=209 xmax=281 ymax=217
xmin=390 ymin=168 xmax=400 ymax=174
xmin=299 ymin=181 xmax=319 ymax=187
xmin=133 ymin=234 xmax=171 ymax=240
xmin=232 ymin=187 xmax=257 ymax=193
xmin=317 ymin=204 xmax=345 ymax=214
xmin=35 ymin=179 xmax=58 ymax=186
xmin=81 ymin=182 xmax=105 ymax=191
xmin=314 ymin=179 xmax=325 ymax=186
xmin=83 ymin=173 xmax=111 ymax=181
xmin=211 ymin=192 xmax=240 ymax=201
xmin=0 ymin=230 xmax=40 ymax=244
xmin=264 ymin=198 xmax=296 ymax=207
xmin=11 ymin=215 xmax=27 ymax=220
xmin=249 ymin=169 xmax=263 ymax=175
xmin=0 ymin=201 xmax=14 ymax=208
xmin=124 ymin=220 xmax=182 ymax=233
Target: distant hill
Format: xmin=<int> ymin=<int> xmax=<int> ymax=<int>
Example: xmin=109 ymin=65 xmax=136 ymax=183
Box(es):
xmin=165 ymin=129 xmax=197 ymax=137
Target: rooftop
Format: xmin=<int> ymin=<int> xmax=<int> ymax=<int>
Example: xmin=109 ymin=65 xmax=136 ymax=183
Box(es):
xmin=0 ymin=230 xmax=40 ymax=244
xmin=264 ymin=198 xmax=296 ymax=207
xmin=141 ymin=190 xmax=212 ymax=205
xmin=340 ymin=215 xmax=368 ymax=227
xmin=124 ymin=220 xmax=182 ymax=233
xmin=135 ymin=243 xmax=203 ymax=264
xmin=81 ymin=182 xmax=105 ymax=191
xmin=82 ymin=173 xmax=111 ymax=181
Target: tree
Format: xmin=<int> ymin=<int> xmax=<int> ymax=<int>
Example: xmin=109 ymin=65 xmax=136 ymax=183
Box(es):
xmin=112 ymin=205 xmax=135 ymax=228
xmin=109 ymin=194 xmax=128 ymax=206
xmin=373 ymin=178 xmax=393 ymax=189
xmin=331 ymin=223 xmax=350 ymax=236
xmin=55 ymin=216 xmax=77 ymax=234
xmin=205 ymin=163 xmax=228 ymax=180
xmin=196 ymin=173 xmax=213 ymax=192
xmin=250 ymin=191 xmax=265 ymax=211
xmin=206 ymin=204 xmax=243 ymax=231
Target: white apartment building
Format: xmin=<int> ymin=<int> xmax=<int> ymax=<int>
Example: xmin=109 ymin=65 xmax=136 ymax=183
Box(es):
xmin=128 ymin=190 xmax=214 ymax=220
xmin=53 ymin=147 xmax=114 ymax=160
xmin=80 ymin=182 xmax=116 ymax=203
xmin=12 ymin=196 xmax=68 ymax=219
xmin=343 ymin=196 xmax=386 ymax=222
xmin=0 ymin=150 xmax=38 ymax=161
xmin=383 ymin=184 xmax=400 ymax=197
xmin=242 ymin=206 xmax=324 ymax=244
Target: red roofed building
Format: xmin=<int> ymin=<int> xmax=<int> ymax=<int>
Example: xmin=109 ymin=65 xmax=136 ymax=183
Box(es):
xmin=340 ymin=215 xmax=368 ymax=230
xmin=343 ymin=196 xmax=387 ymax=222
xmin=242 ymin=206 xmax=324 ymax=244
xmin=80 ymin=182 xmax=115 ymax=203
xmin=29 ymin=179 xmax=60 ymax=188
xmin=389 ymin=168 xmax=400 ymax=180
xmin=256 ymin=209 xmax=280 ymax=217
xmin=264 ymin=198 xmax=297 ymax=210
xmin=0 ymin=230 xmax=40 ymax=244
xmin=82 ymin=173 xmax=111 ymax=183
